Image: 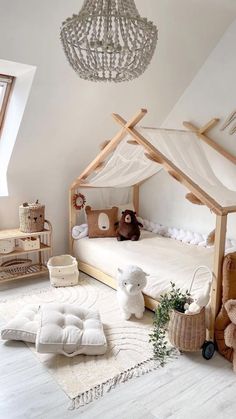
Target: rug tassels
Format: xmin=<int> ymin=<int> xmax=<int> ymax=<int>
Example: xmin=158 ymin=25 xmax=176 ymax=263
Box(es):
xmin=68 ymin=357 xmax=159 ymax=410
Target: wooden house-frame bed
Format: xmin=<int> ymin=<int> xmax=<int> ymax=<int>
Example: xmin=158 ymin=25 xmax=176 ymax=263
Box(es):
xmin=69 ymin=109 xmax=236 ymax=341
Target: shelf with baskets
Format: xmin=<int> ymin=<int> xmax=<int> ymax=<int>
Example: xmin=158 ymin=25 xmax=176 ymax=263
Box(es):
xmin=0 ymin=220 xmax=52 ymax=284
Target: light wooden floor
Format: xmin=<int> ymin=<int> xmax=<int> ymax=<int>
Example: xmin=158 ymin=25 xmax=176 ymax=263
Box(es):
xmin=0 ymin=276 xmax=236 ymax=419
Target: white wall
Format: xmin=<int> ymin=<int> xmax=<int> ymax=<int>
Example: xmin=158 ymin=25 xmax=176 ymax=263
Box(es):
xmin=140 ymin=19 xmax=236 ymax=238
xmin=1 ymin=0 xmax=236 ymax=253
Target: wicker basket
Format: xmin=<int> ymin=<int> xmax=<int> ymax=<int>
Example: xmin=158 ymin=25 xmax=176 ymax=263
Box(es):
xmin=0 ymin=258 xmax=32 ymax=275
xmin=19 ymin=201 xmax=45 ymax=233
xmin=168 ymin=307 xmax=206 ymax=351
xmin=168 ymin=266 xmax=212 ymax=352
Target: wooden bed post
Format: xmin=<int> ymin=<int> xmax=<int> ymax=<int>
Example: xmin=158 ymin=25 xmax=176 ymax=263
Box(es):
xmin=69 ymin=187 xmax=77 ymax=254
xmin=133 ymin=184 xmax=139 ymax=214
xmin=69 ymin=109 xmax=148 ymax=253
xmin=209 ymin=214 xmax=227 ymax=341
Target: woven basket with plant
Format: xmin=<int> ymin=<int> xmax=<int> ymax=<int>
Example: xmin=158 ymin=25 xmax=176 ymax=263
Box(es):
xmin=150 ymin=266 xmax=215 ymax=364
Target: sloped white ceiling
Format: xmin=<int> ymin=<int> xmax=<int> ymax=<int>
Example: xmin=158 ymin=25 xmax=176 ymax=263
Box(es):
xmin=0 ymin=0 xmax=236 ymax=252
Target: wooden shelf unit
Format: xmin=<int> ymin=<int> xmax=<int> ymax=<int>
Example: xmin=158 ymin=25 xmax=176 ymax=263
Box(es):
xmin=0 ymin=220 xmax=52 ymax=284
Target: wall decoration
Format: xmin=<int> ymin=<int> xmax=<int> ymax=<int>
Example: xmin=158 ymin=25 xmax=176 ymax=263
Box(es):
xmin=72 ymin=193 xmax=86 ymax=211
xmin=220 ymin=110 xmax=236 ymax=134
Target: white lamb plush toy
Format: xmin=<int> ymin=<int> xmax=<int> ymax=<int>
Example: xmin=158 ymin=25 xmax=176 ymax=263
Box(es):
xmin=117 ymin=265 xmax=148 ymax=320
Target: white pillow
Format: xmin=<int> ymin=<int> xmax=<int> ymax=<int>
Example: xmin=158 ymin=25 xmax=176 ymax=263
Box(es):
xmin=1 ymin=304 xmax=41 ymax=343
xmin=36 ymin=303 xmax=107 ymax=357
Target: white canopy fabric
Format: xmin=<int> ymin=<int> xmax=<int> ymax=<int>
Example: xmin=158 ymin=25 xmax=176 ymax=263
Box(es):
xmin=89 ymin=133 xmax=160 ymax=187
xmin=89 ymin=127 xmax=236 ymax=208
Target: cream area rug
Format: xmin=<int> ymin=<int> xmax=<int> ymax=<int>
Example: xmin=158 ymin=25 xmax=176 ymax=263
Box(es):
xmin=0 ymin=273 xmax=158 ymax=409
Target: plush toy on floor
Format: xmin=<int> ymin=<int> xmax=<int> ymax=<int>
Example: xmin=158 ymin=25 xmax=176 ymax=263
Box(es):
xmin=117 ymin=265 xmax=148 ymax=320
xmin=116 ymin=209 xmax=143 ymax=241
xmin=184 ymin=280 xmax=212 ymax=315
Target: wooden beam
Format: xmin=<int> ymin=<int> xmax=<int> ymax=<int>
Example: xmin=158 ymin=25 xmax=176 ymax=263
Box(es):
xmin=127 ymin=140 xmax=139 ymax=145
xmin=69 ymin=188 xmax=77 ymax=254
xmin=183 ymin=121 xmax=236 ymax=165
xmin=185 ymin=192 xmax=204 ymax=206
xmin=199 ymin=118 xmax=219 ymax=134
xmin=112 ymin=108 xmax=147 ymax=128
xmin=167 ymin=170 xmax=182 ymax=183
xmin=113 ymin=114 xmax=224 ymax=215
xmin=182 ymin=121 xmax=198 ymax=132
xmin=144 ymin=152 xmax=163 ymax=164
xmin=71 ymin=109 xmax=147 ymax=189
xmin=133 ymin=185 xmax=139 ymax=214
xmin=94 ymin=161 xmax=105 ymax=172
xmin=100 ymin=140 xmax=110 ymax=150
xmin=209 ymin=214 xmax=227 ymax=341
xmin=222 ymin=205 xmax=236 ymax=215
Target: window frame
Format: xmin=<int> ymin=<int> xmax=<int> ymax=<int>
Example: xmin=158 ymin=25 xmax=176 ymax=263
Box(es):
xmin=0 ymin=74 xmax=14 ymax=135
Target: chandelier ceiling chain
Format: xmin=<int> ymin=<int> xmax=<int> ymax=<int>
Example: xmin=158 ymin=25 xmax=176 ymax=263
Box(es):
xmin=60 ymin=0 xmax=158 ymax=82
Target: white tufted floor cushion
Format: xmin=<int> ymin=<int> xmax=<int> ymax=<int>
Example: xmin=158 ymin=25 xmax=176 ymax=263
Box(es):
xmin=35 ymin=303 xmax=107 ymax=357
xmin=1 ymin=304 xmax=40 ymax=343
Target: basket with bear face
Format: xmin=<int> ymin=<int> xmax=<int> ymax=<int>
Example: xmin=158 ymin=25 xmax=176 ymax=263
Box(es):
xmin=19 ymin=202 xmax=45 ymax=233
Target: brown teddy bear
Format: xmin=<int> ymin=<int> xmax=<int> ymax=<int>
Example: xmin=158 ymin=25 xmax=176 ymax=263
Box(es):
xmin=116 ymin=210 xmax=143 ymax=241
xmin=224 ymin=299 xmax=236 ymax=372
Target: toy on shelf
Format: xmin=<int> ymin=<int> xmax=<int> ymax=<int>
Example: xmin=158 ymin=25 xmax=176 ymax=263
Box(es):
xmin=19 ymin=200 xmax=45 ymax=233
xmin=0 ymin=220 xmax=52 ymax=284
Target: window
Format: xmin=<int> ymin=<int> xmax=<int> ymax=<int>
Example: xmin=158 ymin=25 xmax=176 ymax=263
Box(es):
xmin=0 ymin=74 xmax=14 ymax=134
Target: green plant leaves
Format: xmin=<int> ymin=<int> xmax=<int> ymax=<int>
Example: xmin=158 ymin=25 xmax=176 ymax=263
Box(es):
xmin=149 ymin=282 xmax=191 ymax=365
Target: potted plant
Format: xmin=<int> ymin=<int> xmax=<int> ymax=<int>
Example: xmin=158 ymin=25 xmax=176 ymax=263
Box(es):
xmin=149 ymin=282 xmax=191 ymax=365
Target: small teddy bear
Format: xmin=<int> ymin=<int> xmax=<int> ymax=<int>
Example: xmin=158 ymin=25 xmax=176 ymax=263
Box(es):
xmin=116 ymin=209 xmax=143 ymax=241
xmin=117 ymin=265 xmax=148 ymax=320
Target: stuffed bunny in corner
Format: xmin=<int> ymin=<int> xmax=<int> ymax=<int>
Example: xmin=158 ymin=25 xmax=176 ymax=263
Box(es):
xmin=117 ymin=265 xmax=148 ymax=320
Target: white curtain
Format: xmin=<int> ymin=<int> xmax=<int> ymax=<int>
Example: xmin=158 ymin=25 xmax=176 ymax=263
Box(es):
xmin=140 ymin=127 xmax=236 ymax=207
xmin=89 ymin=127 xmax=236 ymax=208
xmin=89 ymin=133 xmax=160 ymax=187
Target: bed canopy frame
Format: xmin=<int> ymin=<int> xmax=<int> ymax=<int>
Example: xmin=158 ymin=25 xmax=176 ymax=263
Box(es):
xmin=69 ymin=109 xmax=236 ymax=341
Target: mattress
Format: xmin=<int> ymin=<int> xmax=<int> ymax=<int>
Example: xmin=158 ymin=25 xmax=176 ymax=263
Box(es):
xmin=73 ymin=230 xmax=214 ymax=301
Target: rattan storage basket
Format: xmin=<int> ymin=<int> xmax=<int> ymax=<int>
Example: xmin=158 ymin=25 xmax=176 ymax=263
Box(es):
xmin=168 ymin=266 xmax=212 ymax=352
xmin=0 ymin=258 xmax=32 ymax=275
xmin=19 ymin=201 xmax=45 ymax=233
xmin=168 ymin=307 xmax=206 ymax=351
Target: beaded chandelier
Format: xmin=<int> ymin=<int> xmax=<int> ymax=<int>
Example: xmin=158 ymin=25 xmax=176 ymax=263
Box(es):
xmin=60 ymin=0 xmax=158 ymax=82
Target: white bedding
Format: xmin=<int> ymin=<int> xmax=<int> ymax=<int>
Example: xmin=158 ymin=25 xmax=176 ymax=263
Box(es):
xmin=73 ymin=230 xmax=214 ymax=301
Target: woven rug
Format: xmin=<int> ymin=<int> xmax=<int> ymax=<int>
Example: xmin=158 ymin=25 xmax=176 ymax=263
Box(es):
xmin=0 ymin=273 xmax=158 ymax=409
